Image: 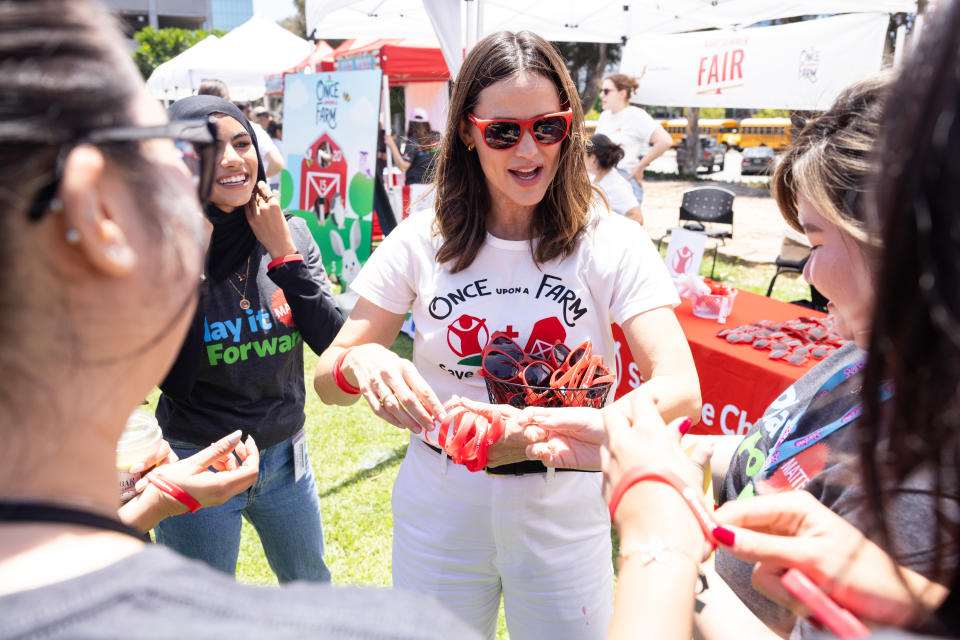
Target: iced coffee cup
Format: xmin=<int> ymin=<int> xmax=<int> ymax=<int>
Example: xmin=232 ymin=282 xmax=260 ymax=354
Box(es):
xmin=116 ymin=410 xmax=163 ymax=503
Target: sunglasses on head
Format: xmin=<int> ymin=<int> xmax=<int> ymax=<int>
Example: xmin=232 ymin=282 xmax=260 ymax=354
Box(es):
xmin=24 ymin=117 xmax=218 ymax=221
xmin=467 ymin=110 xmax=573 ymax=150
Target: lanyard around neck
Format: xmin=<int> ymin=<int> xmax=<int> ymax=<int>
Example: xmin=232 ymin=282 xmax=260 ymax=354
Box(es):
xmin=761 ymin=358 xmax=893 ymax=473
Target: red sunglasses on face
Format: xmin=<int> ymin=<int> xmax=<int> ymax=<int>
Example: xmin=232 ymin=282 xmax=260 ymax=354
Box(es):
xmin=467 ymin=110 xmax=573 ymax=150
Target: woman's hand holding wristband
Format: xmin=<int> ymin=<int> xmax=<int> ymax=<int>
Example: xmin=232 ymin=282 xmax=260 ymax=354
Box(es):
xmin=607 ymin=466 xmax=735 ymax=549
xmin=333 ymin=347 xmax=361 ymax=395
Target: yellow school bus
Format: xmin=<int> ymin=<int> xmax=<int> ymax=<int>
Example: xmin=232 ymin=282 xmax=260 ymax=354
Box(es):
xmin=662 ymin=118 xmax=740 ymax=149
xmin=738 ymin=118 xmax=792 ymax=150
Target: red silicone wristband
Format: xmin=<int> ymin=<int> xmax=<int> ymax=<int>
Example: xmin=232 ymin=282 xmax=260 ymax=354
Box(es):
xmin=607 ymin=467 xmax=721 ymax=548
xmin=267 ymin=253 xmax=304 ymax=270
xmin=332 ymin=347 xmax=361 ymax=395
xmin=147 ymin=473 xmax=202 ymax=513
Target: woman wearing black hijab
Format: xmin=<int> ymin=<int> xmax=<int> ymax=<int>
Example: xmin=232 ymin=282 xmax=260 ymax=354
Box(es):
xmin=154 ymin=96 xmax=343 ymax=582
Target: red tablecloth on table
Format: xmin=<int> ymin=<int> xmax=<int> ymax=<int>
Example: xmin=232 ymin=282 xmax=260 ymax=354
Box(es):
xmin=613 ymin=288 xmax=826 ymax=436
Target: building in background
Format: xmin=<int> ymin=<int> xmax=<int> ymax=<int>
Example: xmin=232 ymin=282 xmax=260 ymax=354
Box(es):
xmin=211 ymin=0 xmax=254 ymax=30
xmin=103 ymin=0 xmax=213 ymax=33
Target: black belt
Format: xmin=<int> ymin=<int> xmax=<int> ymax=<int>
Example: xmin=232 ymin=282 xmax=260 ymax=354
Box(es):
xmin=420 ymin=439 xmax=586 ymax=476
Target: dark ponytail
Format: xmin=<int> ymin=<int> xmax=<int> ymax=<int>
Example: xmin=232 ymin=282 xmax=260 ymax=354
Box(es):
xmin=588 ymin=134 xmax=625 ymax=171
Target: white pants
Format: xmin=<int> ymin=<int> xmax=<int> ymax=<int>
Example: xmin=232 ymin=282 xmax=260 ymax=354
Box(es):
xmin=392 ymin=437 xmax=613 ymax=640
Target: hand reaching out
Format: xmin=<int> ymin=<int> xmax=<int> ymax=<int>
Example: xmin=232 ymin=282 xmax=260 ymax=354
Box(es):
xmin=120 ymin=431 xmax=260 ymax=532
xmin=522 ymin=406 xmax=604 ymax=470
xmin=715 ymin=490 xmax=949 ymax=627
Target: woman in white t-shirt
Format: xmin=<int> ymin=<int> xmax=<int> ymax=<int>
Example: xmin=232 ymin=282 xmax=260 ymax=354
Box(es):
xmin=587 ymin=133 xmax=643 ymax=224
xmin=314 ymin=30 xmax=700 ymax=640
xmin=595 ymin=73 xmax=673 ymax=205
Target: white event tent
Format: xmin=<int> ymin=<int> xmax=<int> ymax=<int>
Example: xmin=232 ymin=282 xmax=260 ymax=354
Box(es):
xmin=146 ymin=34 xmax=221 ymax=102
xmin=307 ymin=0 xmax=919 ymax=95
xmin=146 ymin=16 xmax=313 ymax=102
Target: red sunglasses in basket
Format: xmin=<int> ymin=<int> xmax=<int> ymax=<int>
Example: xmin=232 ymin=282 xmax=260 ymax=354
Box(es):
xmin=480 ymin=332 xmax=553 ymax=388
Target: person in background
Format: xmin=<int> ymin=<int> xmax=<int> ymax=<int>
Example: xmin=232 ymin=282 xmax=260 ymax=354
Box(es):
xmin=197 ymin=78 xmax=230 ymax=100
xmin=266 ymin=118 xmax=283 ymax=193
xmin=314 ymin=30 xmax=699 ymax=640
xmin=595 ymin=73 xmax=672 ymax=205
xmin=384 ymin=107 xmax=439 ymax=185
xmin=0 ymin=2 xmax=478 ymax=638
xmin=236 ymin=101 xmax=284 ymax=179
xmin=153 ymin=96 xmax=343 ymax=584
xmin=586 ymin=133 xmax=643 ymax=224
xmin=253 ymin=106 xmax=271 ymax=131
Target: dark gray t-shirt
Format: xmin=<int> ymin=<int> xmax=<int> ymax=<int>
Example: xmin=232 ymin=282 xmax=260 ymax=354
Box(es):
xmin=0 ymin=545 xmax=481 ymax=639
xmin=158 ymin=217 xmax=343 ymax=450
xmin=715 ymin=343 xmax=958 ymax=638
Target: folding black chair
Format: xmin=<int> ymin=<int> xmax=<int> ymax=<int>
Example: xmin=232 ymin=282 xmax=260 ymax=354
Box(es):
xmin=765 ymin=232 xmax=828 ymax=312
xmin=766 ymin=233 xmax=810 ymax=298
xmin=658 ymin=186 xmax=735 ymax=278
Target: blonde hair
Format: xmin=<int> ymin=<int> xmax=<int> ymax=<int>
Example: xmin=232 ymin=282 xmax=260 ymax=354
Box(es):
xmin=773 ymin=73 xmax=892 ymax=245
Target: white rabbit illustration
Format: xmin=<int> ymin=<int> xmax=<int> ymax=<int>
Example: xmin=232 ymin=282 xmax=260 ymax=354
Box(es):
xmin=330 ymin=219 xmax=362 ymax=287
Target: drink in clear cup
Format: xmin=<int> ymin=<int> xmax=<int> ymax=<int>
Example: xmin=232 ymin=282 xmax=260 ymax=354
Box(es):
xmin=116 ymin=410 xmax=163 ymax=503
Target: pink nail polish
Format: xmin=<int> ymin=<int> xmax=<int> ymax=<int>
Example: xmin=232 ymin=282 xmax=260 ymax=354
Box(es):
xmin=677 ymin=417 xmax=693 ymax=435
xmin=713 ymin=525 xmax=736 ymax=546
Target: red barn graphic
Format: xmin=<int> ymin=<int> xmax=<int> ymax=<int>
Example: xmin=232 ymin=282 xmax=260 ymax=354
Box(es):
xmin=300 ymin=133 xmax=348 ymax=218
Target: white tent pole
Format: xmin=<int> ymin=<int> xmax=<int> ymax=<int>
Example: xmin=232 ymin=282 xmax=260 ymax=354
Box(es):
xmin=893 ymin=18 xmax=907 ymax=67
xmin=622 ymin=3 xmax=631 ymax=47
xmin=382 ymin=74 xmax=394 ymax=172
xmin=465 ymin=0 xmax=476 ymax=53
xmin=477 ymin=0 xmax=484 ymax=43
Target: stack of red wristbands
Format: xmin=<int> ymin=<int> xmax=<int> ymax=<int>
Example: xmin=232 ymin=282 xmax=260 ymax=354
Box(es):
xmin=716 ymin=316 xmax=849 ymax=366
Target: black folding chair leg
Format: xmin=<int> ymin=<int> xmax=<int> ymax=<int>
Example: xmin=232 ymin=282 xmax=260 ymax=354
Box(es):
xmin=709 ymin=246 xmax=719 ymax=279
xmin=766 ymin=269 xmax=780 ymax=297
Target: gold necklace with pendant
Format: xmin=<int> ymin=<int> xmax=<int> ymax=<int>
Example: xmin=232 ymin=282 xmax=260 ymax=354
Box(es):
xmin=226 ymin=256 xmax=252 ymax=310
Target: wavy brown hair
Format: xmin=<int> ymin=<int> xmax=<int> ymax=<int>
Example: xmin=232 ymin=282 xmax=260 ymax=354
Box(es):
xmin=432 ymin=31 xmax=593 ymax=273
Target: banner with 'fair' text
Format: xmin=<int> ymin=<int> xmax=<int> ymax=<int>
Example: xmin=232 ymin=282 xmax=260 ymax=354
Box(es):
xmin=619 ymin=13 xmax=889 ymax=110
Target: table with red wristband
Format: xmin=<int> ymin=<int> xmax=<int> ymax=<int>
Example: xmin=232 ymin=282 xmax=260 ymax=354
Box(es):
xmin=613 ymin=287 xmax=832 ymax=436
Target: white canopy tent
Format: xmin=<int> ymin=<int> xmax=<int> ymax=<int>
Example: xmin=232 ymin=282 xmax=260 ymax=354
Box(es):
xmin=307 ymin=0 xmax=918 ymax=79
xmin=145 ymin=35 xmax=221 ymax=102
xmin=146 ymin=16 xmax=313 ymax=101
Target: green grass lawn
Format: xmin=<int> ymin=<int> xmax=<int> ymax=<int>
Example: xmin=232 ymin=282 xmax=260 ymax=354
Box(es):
xmin=146 ymin=256 xmax=812 ymax=640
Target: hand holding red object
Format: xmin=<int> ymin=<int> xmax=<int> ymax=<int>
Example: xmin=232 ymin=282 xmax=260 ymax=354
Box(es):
xmin=715 ymin=491 xmax=949 ymax=628
xmin=425 ymin=398 xmax=507 ymax=471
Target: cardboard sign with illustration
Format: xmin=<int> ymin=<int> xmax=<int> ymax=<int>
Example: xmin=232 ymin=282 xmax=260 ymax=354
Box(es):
xmin=280 ymin=69 xmax=382 ymax=288
xmin=663 ymin=227 xmax=707 ymax=277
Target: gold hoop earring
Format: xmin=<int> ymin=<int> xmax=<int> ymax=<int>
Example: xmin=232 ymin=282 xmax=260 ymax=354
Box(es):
xmin=466 ymin=143 xmax=475 ymax=151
